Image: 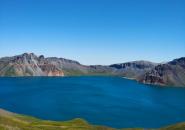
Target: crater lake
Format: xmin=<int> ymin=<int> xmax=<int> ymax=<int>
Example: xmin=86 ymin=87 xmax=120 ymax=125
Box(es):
xmin=0 ymin=76 xmax=185 ymax=128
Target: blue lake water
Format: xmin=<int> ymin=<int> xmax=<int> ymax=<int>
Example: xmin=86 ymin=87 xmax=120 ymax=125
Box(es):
xmin=0 ymin=76 xmax=185 ymax=128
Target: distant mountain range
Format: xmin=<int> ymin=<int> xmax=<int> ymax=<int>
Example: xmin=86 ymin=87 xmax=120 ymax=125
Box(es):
xmin=0 ymin=53 xmax=185 ymax=87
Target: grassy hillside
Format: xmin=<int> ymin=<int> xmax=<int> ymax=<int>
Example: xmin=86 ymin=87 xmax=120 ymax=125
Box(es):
xmin=0 ymin=109 xmax=185 ymax=130
xmin=159 ymin=122 xmax=185 ymax=130
xmin=0 ymin=109 xmax=115 ymax=130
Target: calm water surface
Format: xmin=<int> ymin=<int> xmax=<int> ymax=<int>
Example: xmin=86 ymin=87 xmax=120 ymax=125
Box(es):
xmin=0 ymin=76 xmax=185 ymax=128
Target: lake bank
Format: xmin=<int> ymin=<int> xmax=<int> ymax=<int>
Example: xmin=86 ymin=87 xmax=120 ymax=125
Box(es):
xmin=0 ymin=108 xmax=185 ymax=130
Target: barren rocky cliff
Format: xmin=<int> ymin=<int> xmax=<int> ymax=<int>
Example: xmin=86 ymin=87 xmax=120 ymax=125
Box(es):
xmin=0 ymin=53 xmax=64 ymax=76
xmin=140 ymin=57 xmax=185 ymax=86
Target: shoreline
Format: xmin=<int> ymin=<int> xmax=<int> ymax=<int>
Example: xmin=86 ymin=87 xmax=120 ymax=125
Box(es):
xmin=122 ymin=76 xmax=136 ymax=80
xmin=0 ymin=108 xmax=185 ymax=130
xmin=0 ymin=75 xmax=185 ymax=87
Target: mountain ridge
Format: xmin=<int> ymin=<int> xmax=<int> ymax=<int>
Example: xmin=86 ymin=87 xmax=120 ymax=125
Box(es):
xmin=0 ymin=53 xmax=185 ymax=87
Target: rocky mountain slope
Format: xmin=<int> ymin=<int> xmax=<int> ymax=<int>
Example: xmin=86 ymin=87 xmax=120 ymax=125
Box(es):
xmin=140 ymin=57 xmax=185 ymax=87
xmin=0 ymin=53 xmax=114 ymax=76
xmin=0 ymin=53 xmax=156 ymax=77
xmin=0 ymin=53 xmax=184 ymax=87
xmin=0 ymin=53 xmax=64 ymax=76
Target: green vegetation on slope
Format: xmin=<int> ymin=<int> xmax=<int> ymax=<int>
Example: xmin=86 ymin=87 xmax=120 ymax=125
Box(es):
xmin=159 ymin=122 xmax=185 ymax=130
xmin=0 ymin=109 xmax=185 ymax=130
xmin=0 ymin=109 xmax=115 ymax=130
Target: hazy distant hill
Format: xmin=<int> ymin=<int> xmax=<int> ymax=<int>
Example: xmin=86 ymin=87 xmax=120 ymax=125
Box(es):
xmin=110 ymin=61 xmax=157 ymax=79
xmin=0 ymin=53 xmax=184 ymax=87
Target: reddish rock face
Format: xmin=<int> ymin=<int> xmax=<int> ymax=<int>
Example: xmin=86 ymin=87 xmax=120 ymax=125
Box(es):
xmin=39 ymin=64 xmax=64 ymax=76
xmin=47 ymin=70 xmax=64 ymax=76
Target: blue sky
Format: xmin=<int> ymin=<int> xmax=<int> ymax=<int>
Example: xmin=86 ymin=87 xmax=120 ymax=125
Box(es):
xmin=0 ymin=0 xmax=185 ymax=65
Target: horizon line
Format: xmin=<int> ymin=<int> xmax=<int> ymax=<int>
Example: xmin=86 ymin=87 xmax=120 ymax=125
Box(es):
xmin=0 ymin=52 xmax=184 ymax=65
